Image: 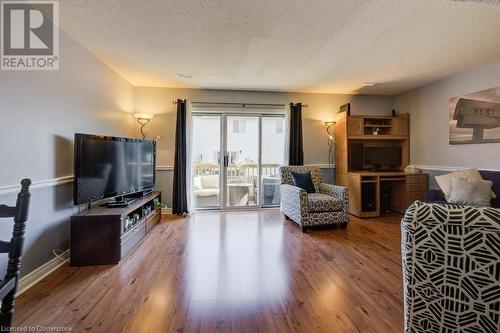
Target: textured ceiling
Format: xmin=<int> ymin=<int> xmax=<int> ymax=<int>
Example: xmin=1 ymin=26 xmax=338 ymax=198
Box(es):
xmin=59 ymin=0 xmax=500 ymax=95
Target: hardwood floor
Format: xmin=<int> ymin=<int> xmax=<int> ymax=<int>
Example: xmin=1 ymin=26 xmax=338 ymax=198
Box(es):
xmin=15 ymin=210 xmax=404 ymax=332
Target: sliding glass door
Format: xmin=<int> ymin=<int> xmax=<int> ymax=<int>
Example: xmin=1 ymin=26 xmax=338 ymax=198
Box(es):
xmin=225 ymin=116 xmax=260 ymax=208
xmin=261 ymin=116 xmax=286 ymax=207
xmin=192 ymin=113 xmax=285 ymax=210
xmin=192 ymin=115 xmax=222 ymax=209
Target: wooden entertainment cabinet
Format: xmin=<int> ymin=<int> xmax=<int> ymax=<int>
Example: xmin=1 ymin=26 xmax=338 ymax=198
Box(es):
xmin=70 ymin=191 xmax=162 ymax=266
xmin=334 ymin=111 xmax=427 ymax=217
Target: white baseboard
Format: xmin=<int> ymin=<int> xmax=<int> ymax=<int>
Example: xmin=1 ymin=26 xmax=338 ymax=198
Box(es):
xmin=18 ymin=209 xmax=171 ymax=296
xmin=17 ymin=250 xmax=69 ymax=296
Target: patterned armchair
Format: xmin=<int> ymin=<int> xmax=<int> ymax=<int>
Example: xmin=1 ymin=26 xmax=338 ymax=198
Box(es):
xmin=401 ymin=201 xmax=500 ymax=333
xmin=279 ymin=166 xmax=349 ymax=232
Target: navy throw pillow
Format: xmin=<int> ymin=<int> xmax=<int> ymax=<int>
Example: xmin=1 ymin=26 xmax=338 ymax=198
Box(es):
xmin=291 ymin=171 xmax=316 ymax=193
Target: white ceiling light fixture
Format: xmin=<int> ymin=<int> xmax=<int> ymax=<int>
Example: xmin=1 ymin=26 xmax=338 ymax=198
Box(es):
xmin=176 ymin=73 xmax=194 ymax=79
xmin=362 ymin=82 xmax=377 ymax=87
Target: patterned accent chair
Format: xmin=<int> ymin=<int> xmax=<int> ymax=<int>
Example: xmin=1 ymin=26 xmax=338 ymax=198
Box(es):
xmin=401 ymin=201 xmax=500 ymax=333
xmin=279 ymin=166 xmax=349 ymax=232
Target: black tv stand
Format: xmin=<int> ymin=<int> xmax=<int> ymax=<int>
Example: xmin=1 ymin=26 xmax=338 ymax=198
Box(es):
xmin=71 ymin=191 xmax=162 ymax=266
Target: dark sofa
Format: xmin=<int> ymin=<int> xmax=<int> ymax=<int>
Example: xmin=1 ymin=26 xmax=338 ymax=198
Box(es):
xmin=427 ymin=169 xmax=500 ymax=208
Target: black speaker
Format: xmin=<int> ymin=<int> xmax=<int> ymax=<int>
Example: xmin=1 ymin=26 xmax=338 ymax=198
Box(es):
xmin=380 ymin=183 xmax=391 ymax=214
xmin=361 ymin=183 xmax=376 ymax=212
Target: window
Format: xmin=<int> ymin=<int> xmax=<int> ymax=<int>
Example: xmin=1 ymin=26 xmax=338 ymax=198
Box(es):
xmin=228 ymin=151 xmax=241 ymax=164
xmin=276 ymin=120 xmax=284 ymax=134
xmin=213 ymin=151 xmax=221 ymax=163
xmin=233 ymin=119 xmax=246 ymax=133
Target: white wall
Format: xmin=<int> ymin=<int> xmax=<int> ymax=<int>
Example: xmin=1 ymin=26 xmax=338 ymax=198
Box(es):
xmin=134 ymin=87 xmax=394 ymax=167
xmin=0 ymin=30 xmax=135 ymax=276
xmin=394 ymin=60 xmax=500 ymax=170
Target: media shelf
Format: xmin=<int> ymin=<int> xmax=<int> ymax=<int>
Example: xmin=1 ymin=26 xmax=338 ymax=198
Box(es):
xmin=347 ymin=114 xmax=409 ymax=138
xmin=335 ymin=111 xmax=428 ymax=217
xmin=70 ymin=191 xmax=162 ymax=266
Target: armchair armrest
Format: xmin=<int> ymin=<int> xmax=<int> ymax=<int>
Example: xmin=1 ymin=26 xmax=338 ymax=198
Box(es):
xmin=280 ymin=184 xmax=308 ymax=216
xmin=319 ymin=183 xmax=348 ymax=200
xmin=401 ymin=201 xmax=500 ymax=332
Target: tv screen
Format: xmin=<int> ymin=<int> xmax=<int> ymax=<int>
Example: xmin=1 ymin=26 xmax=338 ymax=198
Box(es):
xmin=363 ymin=146 xmax=401 ymax=170
xmin=74 ymin=134 xmax=156 ymax=205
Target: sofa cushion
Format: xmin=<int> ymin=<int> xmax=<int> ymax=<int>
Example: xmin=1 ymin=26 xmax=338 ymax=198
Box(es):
xmin=200 ymin=175 xmax=219 ymax=189
xmin=435 ymin=170 xmax=467 ymax=201
xmin=193 ymin=176 xmax=202 ymax=190
xmin=307 ymin=193 xmax=343 ymax=212
xmin=463 ymin=168 xmax=496 ymax=198
xmin=193 ymin=188 xmax=219 ymax=197
xmin=435 ymin=168 xmax=495 ymax=201
xmin=448 ymin=177 xmax=492 ymax=207
xmin=291 ymin=171 xmax=316 ymax=193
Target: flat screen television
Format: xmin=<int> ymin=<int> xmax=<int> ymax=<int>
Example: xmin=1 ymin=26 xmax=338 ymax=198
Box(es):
xmin=363 ymin=146 xmax=401 ymax=171
xmin=74 ymin=133 xmax=156 ymax=205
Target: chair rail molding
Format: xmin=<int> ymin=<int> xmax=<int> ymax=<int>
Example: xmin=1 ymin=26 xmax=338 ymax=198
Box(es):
xmin=0 ymin=164 xmax=336 ymax=195
xmin=156 ymin=166 xmax=174 ymax=171
xmin=410 ymin=164 xmax=500 ymax=172
xmin=0 ymin=165 xmax=177 ymax=195
xmin=307 ymin=164 xmax=335 ymax=169
xmin=156 ymin=164 xmax=335 ymax=171
xmin=0 ymin=175 xmax=74 ymax=196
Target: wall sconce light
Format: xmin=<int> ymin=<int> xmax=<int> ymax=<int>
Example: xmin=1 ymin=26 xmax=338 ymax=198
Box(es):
xmin=324 ymin=121 xmax=336 ymax=180
xmin=134 ymin=113 xmax=154 ymax=139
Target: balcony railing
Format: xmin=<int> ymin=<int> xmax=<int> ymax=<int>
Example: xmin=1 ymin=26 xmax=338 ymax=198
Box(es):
xmin=192 ymin=162 xmax=282 ymax=207
xmin=193 ymin=162 xmax=280 ymax=181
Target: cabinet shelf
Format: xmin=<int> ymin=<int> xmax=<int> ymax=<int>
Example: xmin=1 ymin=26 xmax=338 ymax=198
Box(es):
xmin=348 ymin=114 xmax=408 ymax=138
xmin=348 ymin=135 xmax=407 ymax=140
xmin=364 ymin=125 xmax=392 ymax=127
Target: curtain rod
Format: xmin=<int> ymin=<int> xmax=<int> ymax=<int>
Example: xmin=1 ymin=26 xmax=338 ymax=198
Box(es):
xmin=171 ymin=100 xmax=308 ymax=108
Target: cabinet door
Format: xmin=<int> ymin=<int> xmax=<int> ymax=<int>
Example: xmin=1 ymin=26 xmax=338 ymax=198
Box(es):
xmin=348 ymin=117 xmax=364 ymax=136
xmin=392 ymin=118 xmax=408 ymax=136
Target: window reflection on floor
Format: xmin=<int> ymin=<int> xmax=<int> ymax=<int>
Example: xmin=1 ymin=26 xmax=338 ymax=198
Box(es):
xmin=185 ymin=211 xmax=288 ymax=310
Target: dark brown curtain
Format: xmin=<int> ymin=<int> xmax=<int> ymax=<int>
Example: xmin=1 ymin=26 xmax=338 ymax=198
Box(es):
xmin=289 ymin=103 xmax=304 ymax=165
xmin=172 ymin=99 xmax=188 ymax=214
